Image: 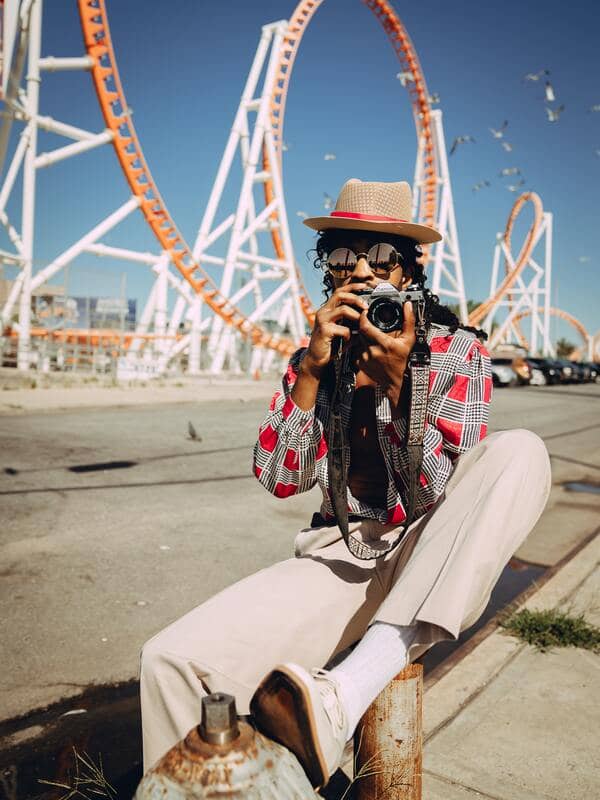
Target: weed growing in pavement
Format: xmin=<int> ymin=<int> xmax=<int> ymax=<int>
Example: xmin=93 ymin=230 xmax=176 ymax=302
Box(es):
xmin=38 ymin=748 xmax=116 ymax=800
xmin=500 ymin=607 xmax=600 ymax=652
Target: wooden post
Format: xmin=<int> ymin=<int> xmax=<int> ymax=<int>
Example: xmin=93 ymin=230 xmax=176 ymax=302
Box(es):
xmin=353 ymin=664 xmax=423 ymax=799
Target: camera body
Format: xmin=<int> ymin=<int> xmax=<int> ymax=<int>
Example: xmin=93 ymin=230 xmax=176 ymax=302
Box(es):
xmin=354 ymin=282 xmax=425 ymax=333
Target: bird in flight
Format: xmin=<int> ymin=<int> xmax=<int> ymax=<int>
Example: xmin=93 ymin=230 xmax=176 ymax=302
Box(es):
xmin=449 ymin=135 xmax=475 ymax=155
xmin=323 ymin=153 xmax=336 ymax=161
xmin=323 ymin=193 xmax=334 ymax=210
xmin=578 ymin=256 xmax=590 ymax=263
xmin=545 ymin=105 xmax=565 ymax=122
xmin=396 ymin=70 xmax=414 ymax=87
xmin=506 ymin=179 xmax=525 ymax=192
xmin=472 ymin=180 xmax=491 ymax=192
xmin=544 ymin=81 xmax=556 ymax=103
xmin=296 ymin=211 xmax=308 ymax=219
xmin=501 ymin=141 xmax=514 ymax=152
xmin=499 ymin=167 xmax=521 ymax=177
xmin=428 ymin=92 xmax=441 ymax=104
xmin=489 ymin=120 xmax=508 ymax=139
xmin=522 ymin=69 xmax=549 ymax=82
xmin=282 ymin=141 xmax=291 ymax=152
xmin=589 ymin=104 xmax=600 ymax=113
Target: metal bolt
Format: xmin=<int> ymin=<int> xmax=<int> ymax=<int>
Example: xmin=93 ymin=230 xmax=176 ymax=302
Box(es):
xmin=198 ymin=693 xmax=240 ymax=745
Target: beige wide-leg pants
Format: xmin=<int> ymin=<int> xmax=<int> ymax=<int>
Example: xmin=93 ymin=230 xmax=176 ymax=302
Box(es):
xmin=140 ymin=429 xmax=551 ymax=769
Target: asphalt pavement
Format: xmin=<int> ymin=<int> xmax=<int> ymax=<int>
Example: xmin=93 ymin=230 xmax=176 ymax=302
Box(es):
xmin=1 ymin=378 xmax=599 ymax=799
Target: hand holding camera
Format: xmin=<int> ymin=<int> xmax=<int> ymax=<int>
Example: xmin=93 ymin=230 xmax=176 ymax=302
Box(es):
xmin=301 ymin=282 xmax=419 ymax=398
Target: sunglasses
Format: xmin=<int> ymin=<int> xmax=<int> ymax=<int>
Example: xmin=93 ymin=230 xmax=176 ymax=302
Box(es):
xmin=326 ymin=243 xmax=402 ymax=276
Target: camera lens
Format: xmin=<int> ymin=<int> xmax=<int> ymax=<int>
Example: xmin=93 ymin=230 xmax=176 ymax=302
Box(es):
xmin=367 ymin=297 xmax=403 ymax=332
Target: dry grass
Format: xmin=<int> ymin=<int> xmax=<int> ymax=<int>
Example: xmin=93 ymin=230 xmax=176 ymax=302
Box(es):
xmin=38 ymin=749 xmax=116 ymax=800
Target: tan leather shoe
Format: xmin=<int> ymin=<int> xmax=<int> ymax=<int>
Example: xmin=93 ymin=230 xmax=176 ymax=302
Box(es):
xmin=250 ymin=663 xmax=348 ymax=789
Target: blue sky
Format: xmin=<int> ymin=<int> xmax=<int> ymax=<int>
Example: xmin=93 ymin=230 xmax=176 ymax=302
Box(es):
xmin=3 ymin=0 xmax=599 ymax=348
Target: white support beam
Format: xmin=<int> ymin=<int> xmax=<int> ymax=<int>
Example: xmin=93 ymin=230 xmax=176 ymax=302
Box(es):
xmin=34 ymin=129 xmax=113 ymax=169
xmin=38 ymin=55 xmax=94 ymax=72
xmin=31 ymin=196 xmax=141 ymax=290
xmin=85 ymin=242 xmax=159 ymax=265
xmin=17 ymin=0 xmax=42 ymax=371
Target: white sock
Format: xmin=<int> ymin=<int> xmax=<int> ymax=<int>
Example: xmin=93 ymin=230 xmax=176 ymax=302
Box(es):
xmin=329 ymin=621 xmax=420 ymax=738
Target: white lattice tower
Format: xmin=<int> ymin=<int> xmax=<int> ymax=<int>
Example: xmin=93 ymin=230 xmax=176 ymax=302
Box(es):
xmin=0 ymin=0 xmax=191 ymax=374
xmin=412 ymin=108 xmax=468 ymax=322
xmin=192 ymin=20 xmax=306 ymax=376
xmin=484 ymin=211 xmax=553 ymax=355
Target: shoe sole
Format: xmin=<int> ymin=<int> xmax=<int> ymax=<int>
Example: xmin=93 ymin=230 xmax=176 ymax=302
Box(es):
xmin=250 ymin=665 xmax=328 ymax=789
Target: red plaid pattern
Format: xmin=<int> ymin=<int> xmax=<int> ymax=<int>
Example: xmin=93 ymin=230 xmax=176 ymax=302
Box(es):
xmin=253 ymin=324 xmax=492 ymax=525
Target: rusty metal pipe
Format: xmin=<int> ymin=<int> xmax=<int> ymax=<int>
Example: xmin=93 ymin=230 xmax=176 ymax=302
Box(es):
xmin=353 ymin=664 xmax=423 ymax=799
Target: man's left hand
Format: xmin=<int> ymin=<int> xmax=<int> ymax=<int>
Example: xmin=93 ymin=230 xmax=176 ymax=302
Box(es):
xmin=353 ymin=301 xmax=416 ymax=407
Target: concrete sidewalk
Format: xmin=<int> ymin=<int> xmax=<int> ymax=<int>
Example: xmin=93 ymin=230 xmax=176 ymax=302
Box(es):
xmin=421 ymin=531 xmax=600 ymax=800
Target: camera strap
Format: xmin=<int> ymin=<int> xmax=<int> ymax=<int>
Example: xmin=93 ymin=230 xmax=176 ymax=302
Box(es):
xmin=328 ymin=321 xmax=431 ymax=561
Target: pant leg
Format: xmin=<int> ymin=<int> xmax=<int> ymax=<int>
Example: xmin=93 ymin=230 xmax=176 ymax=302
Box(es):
xmin=374 ymin=429 xmax=551 ymax=657
xmin=140 ymin=524 xmax=386 ymax=770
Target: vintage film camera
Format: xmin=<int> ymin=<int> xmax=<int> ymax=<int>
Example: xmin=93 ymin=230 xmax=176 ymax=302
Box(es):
xmin=354 ymin=282 xmax=426 ymax=333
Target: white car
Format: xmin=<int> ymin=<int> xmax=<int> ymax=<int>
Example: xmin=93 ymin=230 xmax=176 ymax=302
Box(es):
xmin=491 ymin=360 xmax=518 ymax=387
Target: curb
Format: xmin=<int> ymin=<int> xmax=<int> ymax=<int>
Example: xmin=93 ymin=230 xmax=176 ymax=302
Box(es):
xmin=423 ymin=529 xmax=599 ymax=742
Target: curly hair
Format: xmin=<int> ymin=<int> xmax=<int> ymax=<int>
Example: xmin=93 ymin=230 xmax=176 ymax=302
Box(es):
xmin=310 ymin=229 xmax=487 ymax=340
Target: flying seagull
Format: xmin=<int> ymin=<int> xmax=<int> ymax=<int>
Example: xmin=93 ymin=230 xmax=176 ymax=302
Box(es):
xmin=323 ymin=153 xmax=336 ymax=161
xmin=544 ymin=81 xmax=556 ymax=103
xmin=501 ymin=141 xmax=513 ymax=152
xmin=187 ymin=421 xmax=201 ymax=441
xmin=522 ymin=69 xmax=549 ymax=82
xmin=578 ymin=256 xmax=590 ymax=263
xmin=281 ymin=141 xmax=291 ymax=152
xmin=396 ymin=70 xmax=414 ymax=87
xmin=506 ymin=179 xmax=525 ymax=192
xmin=449 ymin=135 xmax=475 ymax=155
xmin=499 ymin=167 xmax=521 ymax=177
xmin=323 ymin=192 xmax=334 ymax=210
xmin=296 ymin=210 xmax=308 ymax=219
xmin=472 ymin=180 xmax=491 ymax=192
xmin=428 ymin=92 xmax=441 ymax=104
xmin=545 ymin=105 xmax=565 ymax=122
xmin=489 ymin=120 xmax=508 ymax=139
xmin=588 ymin=104 xmax=600 ymax=113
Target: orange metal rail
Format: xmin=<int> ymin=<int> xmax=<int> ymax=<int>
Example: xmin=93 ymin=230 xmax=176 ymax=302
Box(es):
xmin=264 ymin=0 xmax=439 ymax=325
xmin=514 ymin=307 xmax=590 ymax=352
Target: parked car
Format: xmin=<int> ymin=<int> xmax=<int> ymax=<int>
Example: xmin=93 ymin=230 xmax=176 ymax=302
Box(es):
xmin=491 ymin=353 xmax=531 ymax=386
xmin=524 ymin=357 xmax=560 ymax=386
xmin=582 ymin=362 xmax=599 ymax=382
xmin=553 ymin=359 xmax=576 ymax=383
xmin=567 ymin=361 xmax=587 ymax=383
xmin=490 ymin=358 xmax=519 ymax=387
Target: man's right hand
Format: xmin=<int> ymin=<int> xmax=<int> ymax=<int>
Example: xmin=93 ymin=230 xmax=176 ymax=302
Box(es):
xmin=301 ymin=284 xmax=370 ymax=378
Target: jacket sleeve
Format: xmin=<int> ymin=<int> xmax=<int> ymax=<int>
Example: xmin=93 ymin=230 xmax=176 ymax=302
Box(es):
xmin=252 ymin=349 xmax=328 ymax=498
xmin=383 ymin=336 xmax=493 ymax=507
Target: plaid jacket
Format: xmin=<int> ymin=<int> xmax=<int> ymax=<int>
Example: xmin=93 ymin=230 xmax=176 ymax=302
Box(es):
xmin=253 ymin=323 xmax=493 ymax=525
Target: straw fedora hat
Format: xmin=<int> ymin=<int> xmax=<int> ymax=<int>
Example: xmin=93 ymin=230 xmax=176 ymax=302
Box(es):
xmin=303 ymin=178 xmax=442 ymax=244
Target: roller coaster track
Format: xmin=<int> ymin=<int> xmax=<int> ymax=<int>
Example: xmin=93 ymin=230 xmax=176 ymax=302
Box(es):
xmin=78 ymin=0 xmax=296 ymax=356
xmin=514 ymin=307 xmax=590 ymax=351
xmin=79 ymin=0 xmax=438 ymax=337
xmin=263 ymin=0 xmax=438 ymax=322
xmin=468 ymin=192 xmax=545 ymax=329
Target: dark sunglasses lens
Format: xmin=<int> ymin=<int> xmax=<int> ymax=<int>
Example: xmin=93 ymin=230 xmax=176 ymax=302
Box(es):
xmin=327 ymin=248 xmax=356 ymax=272
xmin=368 ymin=243 xmax=399 ymax=273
